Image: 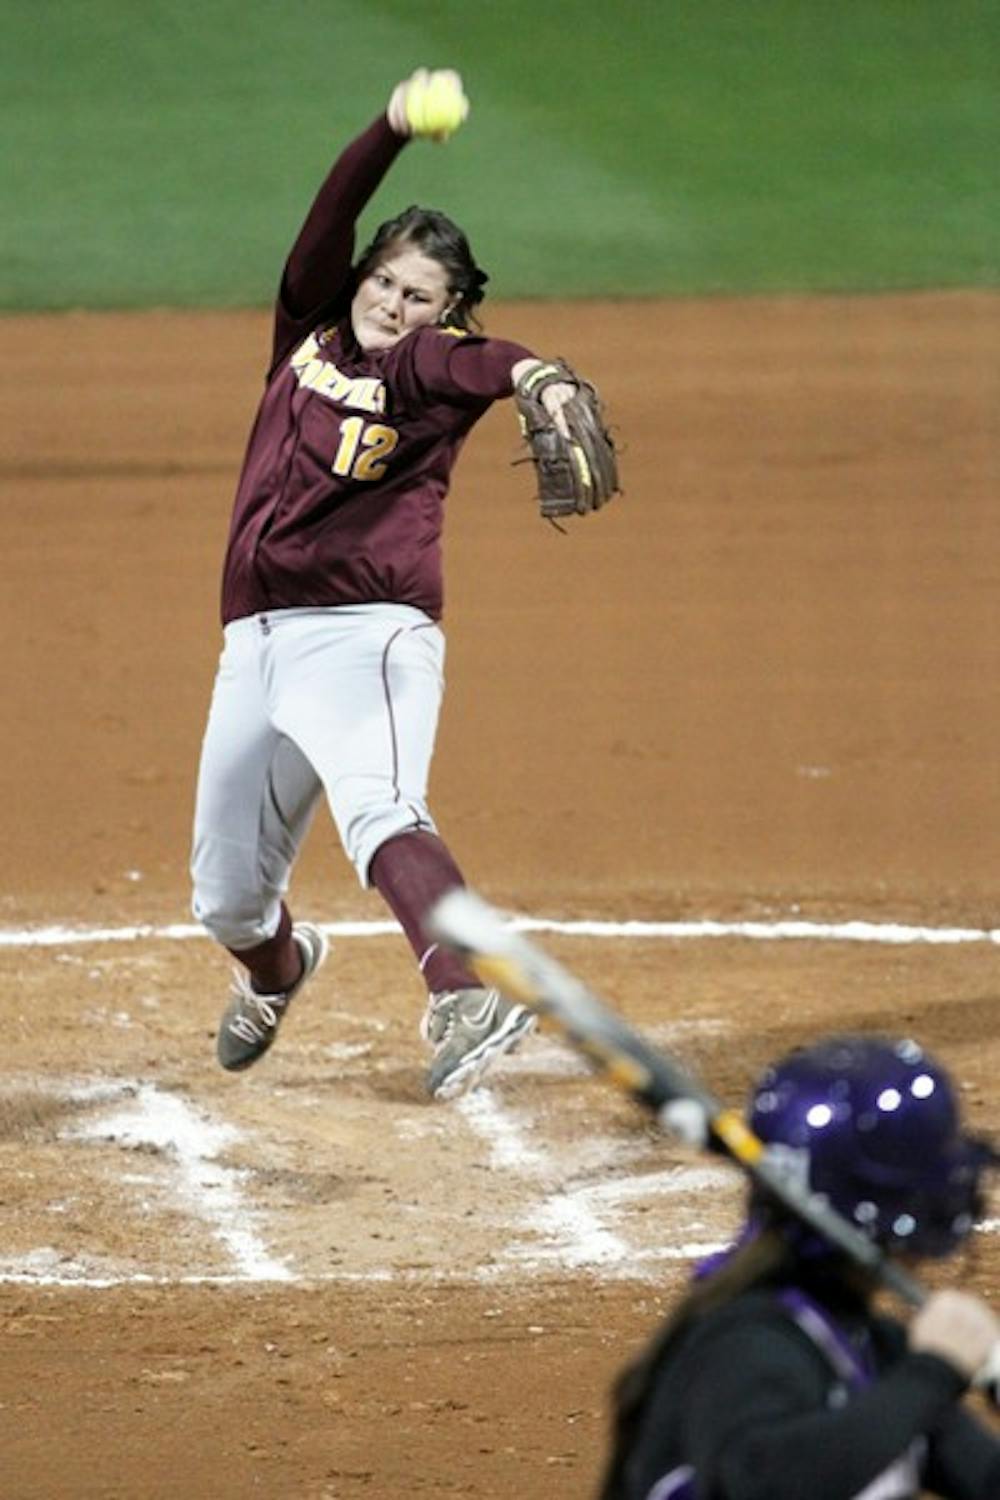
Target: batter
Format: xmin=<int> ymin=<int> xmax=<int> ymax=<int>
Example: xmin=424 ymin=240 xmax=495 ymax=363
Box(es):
xmin=599 ymin=1036 xmax=1000 ymax=1499
xmin=190 ymin=69 xmax=585 ymax=1097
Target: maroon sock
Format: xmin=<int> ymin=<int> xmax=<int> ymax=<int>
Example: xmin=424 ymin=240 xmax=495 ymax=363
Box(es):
xmin=369 ymin=830 xmax=480 ymax=993
xmin=227 ymin=903 xmax=303 ymax=995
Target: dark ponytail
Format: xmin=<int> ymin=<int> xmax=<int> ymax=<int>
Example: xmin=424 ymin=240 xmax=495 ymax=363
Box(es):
xmin=597 ymin=1229 xmax=795 ymax=1500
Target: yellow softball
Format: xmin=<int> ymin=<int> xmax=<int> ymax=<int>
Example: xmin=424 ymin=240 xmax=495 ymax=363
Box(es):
xmin=406 ymin=70 xmax=469 ymax=141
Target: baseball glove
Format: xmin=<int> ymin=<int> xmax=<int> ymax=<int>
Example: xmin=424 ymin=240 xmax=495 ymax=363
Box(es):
xmin=513 ymin=359 xmax=619 ymax=520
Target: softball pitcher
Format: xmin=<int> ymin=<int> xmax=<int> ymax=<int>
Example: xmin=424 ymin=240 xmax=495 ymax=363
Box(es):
xmin=190 ymin=69 xmax=602 ymax=1098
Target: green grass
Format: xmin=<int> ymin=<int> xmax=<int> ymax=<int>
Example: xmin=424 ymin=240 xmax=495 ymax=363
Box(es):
xmin=2 ymin=0 xmax=998 ymax=308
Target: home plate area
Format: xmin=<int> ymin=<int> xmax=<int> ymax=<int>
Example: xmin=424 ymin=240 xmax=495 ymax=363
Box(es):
xmin=0 ymin=1040 xmax=741 ymax=1289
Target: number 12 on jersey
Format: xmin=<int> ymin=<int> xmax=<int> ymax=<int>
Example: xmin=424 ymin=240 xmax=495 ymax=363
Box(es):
xmin=332 ymin=417 xmax=399 ymax=482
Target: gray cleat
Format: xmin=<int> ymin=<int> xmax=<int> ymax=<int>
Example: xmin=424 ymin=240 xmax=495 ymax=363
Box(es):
xmin=216 ymin=921 xmax=329 ymax=1072
xmin=422 ymin=986 xmax=535 ymax=1099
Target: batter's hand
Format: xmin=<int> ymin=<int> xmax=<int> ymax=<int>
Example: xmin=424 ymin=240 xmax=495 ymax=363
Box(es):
xmin=909 ymin=1289 xmax=1000 ymax=1382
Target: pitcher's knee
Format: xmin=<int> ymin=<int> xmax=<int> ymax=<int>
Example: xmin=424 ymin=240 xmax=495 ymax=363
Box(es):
xmin=192 ymin=887 xmax=283 ymax=951
xmin=190 ymin=856 xmax=283 ymax=950
xmin=190 ymin=831 xmax=286 ymax=949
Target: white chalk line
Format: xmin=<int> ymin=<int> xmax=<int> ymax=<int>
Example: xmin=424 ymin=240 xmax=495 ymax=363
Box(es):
xmin=0 ymin=919 xmax=398 ymax=949
xmin=0 ymin=1080 xmax=292 ymax=1288
xmin=454 ymin=1088 xmax=744 ymax=1274
xmin=73 ymin=1084 xmax=293 ymax=1282
xmin=456 ymin=1088 xmax=631 ymax=1270
xmin=6 ymin=914 xmax=1000 ymax=949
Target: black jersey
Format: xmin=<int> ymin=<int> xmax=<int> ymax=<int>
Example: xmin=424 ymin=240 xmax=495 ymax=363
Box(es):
xmin=601 ymin=1274 xmax=1000 ymax=1500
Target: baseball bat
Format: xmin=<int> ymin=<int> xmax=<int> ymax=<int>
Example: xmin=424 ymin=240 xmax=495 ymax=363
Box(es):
xmin=429 ymin=887 xmax=1000 ymax=1396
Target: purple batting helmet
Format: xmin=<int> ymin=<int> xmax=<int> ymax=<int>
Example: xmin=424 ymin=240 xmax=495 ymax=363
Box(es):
xmin=749 ymin=1035 xmax=994 ymax=1258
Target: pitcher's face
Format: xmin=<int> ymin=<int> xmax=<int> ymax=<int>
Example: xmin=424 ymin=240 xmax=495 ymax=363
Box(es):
xmin=351 ymin=247 xmax=452 ymax=352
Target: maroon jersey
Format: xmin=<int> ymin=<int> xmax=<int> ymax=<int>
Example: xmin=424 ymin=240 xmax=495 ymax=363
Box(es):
xmin=221 ymin=115 xmax=532 ymax=625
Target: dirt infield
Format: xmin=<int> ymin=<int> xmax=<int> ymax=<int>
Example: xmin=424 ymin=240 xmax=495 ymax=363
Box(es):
xmin=2 ymin=293 xmax=999 ymax=1497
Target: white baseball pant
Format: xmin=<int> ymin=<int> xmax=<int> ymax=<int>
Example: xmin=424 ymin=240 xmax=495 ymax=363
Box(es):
xmin=190 ymin=604 xmax=444 ymax=950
